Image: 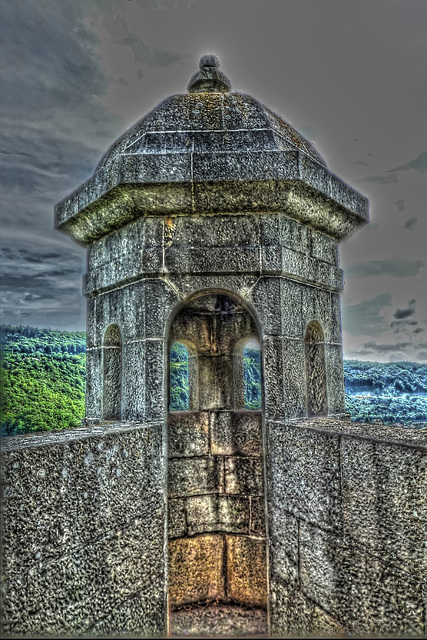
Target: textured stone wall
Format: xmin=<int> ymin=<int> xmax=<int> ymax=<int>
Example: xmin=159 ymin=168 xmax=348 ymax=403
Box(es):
xmin=167 ymin=294 xmax=268 ymax=611
xmin=1 ymin=423 xmax=166 ymax=638
xmin=267 ymin=417 xmax=427 ymax=637
xmin=168 ymin=411 xmax=267 ymax=609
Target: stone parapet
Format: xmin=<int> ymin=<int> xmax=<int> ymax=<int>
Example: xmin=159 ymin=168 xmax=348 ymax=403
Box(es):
xmin=1 ymin=422 xmax=166 ymax=637
xmin=267 ymin=417 xmax=427 ymax=637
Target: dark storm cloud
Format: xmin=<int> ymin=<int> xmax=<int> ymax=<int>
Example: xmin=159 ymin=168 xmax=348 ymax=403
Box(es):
xmin=391 ymin=320 xmax=417 ymax=327
xmin=102 ymin=7 xmax=189 ymax=67
xmin=390 ymin=317 xmax=419 ymax=335
xmin=393 ymin=300 xmax=416 ymax=320
xmin=1 ymin=1 xmax=108 ymax=120
xmin=0 ymin=247 xmax=84 ymax=330
xmin=363 ymin=341 xmax=411 ymax=352
xmin=125 ymin=0 xmax=200 ymax=8
xmin=389 ymin=151 xmax=427 ymax=173
xmin=346 ymin=258 xmax=424 ymax=279
xmin=341 ymin=293 xmax=392 ymax=337
xmin=395 ymin=198 xmax=405 ymax=212
xmin=418 ymin=351 xmax=427 ymax=360
xmin=358 ymin=173 xmax=398 ymax=184
xmin=403 ymin=217 xmax=418 ymax=230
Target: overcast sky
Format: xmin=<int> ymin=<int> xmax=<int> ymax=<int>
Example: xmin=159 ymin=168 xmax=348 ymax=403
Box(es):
xmin=1 ymin=0 xmax=426 ymax=362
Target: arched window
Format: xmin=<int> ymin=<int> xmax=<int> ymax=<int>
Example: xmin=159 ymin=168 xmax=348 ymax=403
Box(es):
xmin=103 ymin=324 xmax=122 ymax=420
xmin=169 ymin=342 xmax=190 ymax=411
xmin=305 ymin=321 xmax=328 ymax=416
xmin=233 ymin=337 xmax=262 ymax=410
xmin=243 ymin=339 xmax=261 ymax=410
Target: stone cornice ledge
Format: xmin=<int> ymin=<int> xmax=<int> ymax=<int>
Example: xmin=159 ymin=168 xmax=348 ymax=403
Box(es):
xmin=55 ymin=150 xmax=369 ymax=246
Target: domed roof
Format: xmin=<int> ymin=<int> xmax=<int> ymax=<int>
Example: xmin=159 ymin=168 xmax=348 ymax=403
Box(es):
xmin=96 ymin=55 xmax=326 ymax=173
xmin=55 ymin=55 xmax=368 ymax=246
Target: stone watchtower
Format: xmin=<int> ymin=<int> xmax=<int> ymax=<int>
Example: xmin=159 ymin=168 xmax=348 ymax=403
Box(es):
xmin=55 ymin=56 xmax=368 ymax=634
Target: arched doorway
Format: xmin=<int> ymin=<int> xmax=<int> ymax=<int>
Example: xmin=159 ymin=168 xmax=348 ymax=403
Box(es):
xmin=167 ymin=292 xmax=268 ymax=635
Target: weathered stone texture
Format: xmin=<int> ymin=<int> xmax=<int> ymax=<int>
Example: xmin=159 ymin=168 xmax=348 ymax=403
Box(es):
xmin=300 ymin=521 xmax=425 ymax=636
xmin=168 ymin=535 xmax=225 ymax=607
xmin=341 ymin=436 xmax=427 ymax=580
xmin=226 ymin=536 xmax=267 ymax=608
xmin=267 ymin=418 xmax=427 ymax=637
xmin=1 ymin=423 xmax=166 ymax=637
xmin=42 ymin=53 xmax=427 ymax=640
xmin=168 ymin=412 xmax=209 ymax=457
xmin=168 ymin=456 xmax=222 ymax=497
xmin=270 ymin=577 xmax=346 ymax=638
xmin=267 ymin=421 xmax=343 ymax=532
xmin=210 ymin=411 xmax=262 ymax=457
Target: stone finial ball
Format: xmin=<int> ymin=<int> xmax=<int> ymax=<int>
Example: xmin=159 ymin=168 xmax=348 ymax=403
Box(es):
xmin=199 ymin=54 xmax=219 ymax=69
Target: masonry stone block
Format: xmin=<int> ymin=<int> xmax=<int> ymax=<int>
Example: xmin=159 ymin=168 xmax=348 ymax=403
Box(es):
xmin=198 ymin=355 xmax=233 ymax=410
xmin=121 ymin=340 xmax=146 ymax=421
xmin=249 ymin=277 xmax=282 ymax=335
xmin=170 ymin=214 xmax=260 ymax=250
xmin=168 ymin=498 xmax=187 ymax=538
xmin=85 ymin=346 xmax=103 ymax=420
xmin=143 ymin=279 xmax=178 ymax=338
xmin=341 ymin=437 xmax=427 ymax=581
xmin=186 ymin=495 xmax=250 ymax=536
xmin=270 ymin=577 xmax=345 ymax=638
xmin=310 ymin=228 xmax=338 ymax=266
xmin=143 ymin=338 xmax=166 ymax=422
xmin=226 ymin=536 xmax=267 ymax=608
xmin=210 ymin=411 xmax=263 ymax=457
xmin=324 ymin=342 xmax=346 ymax=415
xmin=280 ymin=279 xmax=304 ymax=338
xmin=267 ymin=421 xmax=342 ymax=532
xmin=224 ymin=457 xmax=264 ymax=496
xmin=250 ymin=496 xmax=266 ymax=537
xmin=168 ymin=535 xmax=225 ymax=607
xmin=299 ymin=521 xmax=425 ymax=636
xmin=268 ymin=510 xmax=299 ymax=587
xmin=168 ymin=457 xmax=223 ymax=498
xmin=168 ymin=412 xmax=209 ymax=458
xmin=263 ymin=336 xmax=286 ymax=420
xmin=281 ymin=338 xmax=307 ymax=419
xmin=165 ymin=245 xmax=260 ymax=275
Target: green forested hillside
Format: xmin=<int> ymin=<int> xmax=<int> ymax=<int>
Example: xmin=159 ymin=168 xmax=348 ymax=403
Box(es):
xmin=1 ymin=325 xmax=86 ymax=436
xmin=344 ymin=360 xmax=427 ymax=426
xmin=1 ymin=325 xmax=426 ymax=436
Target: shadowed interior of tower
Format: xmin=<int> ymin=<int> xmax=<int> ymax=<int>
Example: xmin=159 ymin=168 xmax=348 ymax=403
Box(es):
xmin=167 ymin=293 xmax=268 ymax=627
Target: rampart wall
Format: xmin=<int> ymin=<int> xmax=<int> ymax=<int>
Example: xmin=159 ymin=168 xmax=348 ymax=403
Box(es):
xmin=268 ymin=418 xmax=427 ymax=637
xmin=1 ymin=423 xmax=166 ymax=637
xmin=1 ymin=418 xmax=426 ymax=637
